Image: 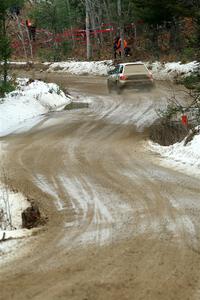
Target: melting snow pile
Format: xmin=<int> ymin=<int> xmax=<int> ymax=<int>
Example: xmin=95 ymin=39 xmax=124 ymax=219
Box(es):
xmin=0 ymin=145 xmax=32 ymax=251
xmin=0 ymin=79 xmax=71 ymax=137
xmin=47 ymin=60 xmax=113 ymax=76
xmin=150 ymin=61 xmax=199 ymax=81
xmin=150 ymin=128 xmax=200 ymax=176
xmin=0 ymin=173 xmax=32 ymax=258
xmin=0 ymin=78 xmax=71 ymax=254
xmin=0 ymin=184 xmax=31 ymax=241
xmin=47 ymin=60 xmax=199 ymax=81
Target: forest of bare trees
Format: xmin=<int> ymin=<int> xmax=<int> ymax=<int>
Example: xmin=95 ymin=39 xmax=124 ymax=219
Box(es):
xmin=0 ymin=0 xmax=200 ymax=71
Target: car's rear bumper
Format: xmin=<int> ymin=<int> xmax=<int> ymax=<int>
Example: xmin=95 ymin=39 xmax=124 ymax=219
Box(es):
xmin=118 ymin=79 xmax=154 ymax=88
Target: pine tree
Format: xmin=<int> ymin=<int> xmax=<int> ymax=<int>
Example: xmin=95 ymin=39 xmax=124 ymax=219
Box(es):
xmin=0 ymin=0 xmax=24 ymax=87
xmin=133 ymin=0 xmax=198 ymax=52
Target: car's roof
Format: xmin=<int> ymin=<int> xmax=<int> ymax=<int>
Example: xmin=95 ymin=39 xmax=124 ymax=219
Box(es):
xmin=118 ymin=61 xmax=144 ymax=66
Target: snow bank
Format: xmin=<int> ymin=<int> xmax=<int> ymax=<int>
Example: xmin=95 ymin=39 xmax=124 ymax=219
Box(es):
xmin=0 ymin=78 xmax=72 ymax=256
xmin=6 ymin=60 xmax=199 ymax=81
xmin=150 ymin=61 xmax=199 ymax=81
xmin=0 ymin=186 xmax=30 ymax=230
xmin=47 ymin=60 xmax=199 ymax=81
xmin=0 ymin=143 xmax=30 ymax=241
xmin=0 ymin=145 xmax=33 ymax=254
xmin=0 ymin=183 xmax=31 ymax=249
xmin=47 ymin=60 xmax=113 ymax=76
xmin=0 ymin=228 xmax=32 ymax=241
xmin=0 ymin=79 xmax=71 ymax=137
xmin=149 ymin=129 xmax=200 ymax=176
xmin=0 ymin=61 xmax=27 ymax=66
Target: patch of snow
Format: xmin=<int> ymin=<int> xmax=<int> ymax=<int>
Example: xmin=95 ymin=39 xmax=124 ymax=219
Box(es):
xmin=149 ymin=129 xmax=200 ymax=176
xmin=35 ymin=174 xmax=67 ymax=211
xmin=47 ymin=60 xmax=113 ymax=76
xmin=0 ymin=140 xmax=33 ymax=257
xmin=4 ymin=60 xmax=199 ymax=81
xmin=0 ymin=79 xmax=72 ymax=137
xmin=150 ymin=61 xmax=199 ymax=81
xmin=0 ymin=61 xmax=28 ymax=66
xmin=0 ymin=228 xmax=32 ymax=240
xmin=0 ymin=186 xmax=30 ymax=230
xmin=0 ymin=181 xmax=31 ymax=258
xmin=43 ymin=62 xmax=51 ymax=66
xmin=47 ymin=60 xmax=199 ymax=81
xmin=6 ymin=60 xmax=199 ymax=81
xmin=90 ymin=92 xmax=168 ymax=131
xmin=0 ymin=237 xmax=23 ymax=259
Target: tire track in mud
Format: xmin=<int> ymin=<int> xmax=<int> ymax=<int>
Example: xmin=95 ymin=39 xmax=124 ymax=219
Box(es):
xmin=1 ymin=75 xmax=200 ymax=300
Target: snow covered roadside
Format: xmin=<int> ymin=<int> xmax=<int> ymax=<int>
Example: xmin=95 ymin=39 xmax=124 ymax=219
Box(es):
xmin=6 ymin=59 xmax=199 ymax=81
xmin=0 ymin=79 xmax=71 ymax=257
xmin=147 ymin=61 xmax=199 ymax=176
xmin=0 ymin=184 xmax=31 ymax=237
xmin=46 ymin=60 xmax=199 ymax=81
xmin=0 ymin=79 xmax=72 ymax=137
xmin=0 ymin=142 xmax=30 ymax=236
xmin=149 ymin=61 xmax=199 ymax=81
xmin=0 ymin=61 xmax=28 ymax=66
xmin=47 ymin=60 xmax=114 ymax=76
xmin=0 ymin=180 xmax=32 ymax=257
xmin=149 ymin=129 xmax=200 ymax=177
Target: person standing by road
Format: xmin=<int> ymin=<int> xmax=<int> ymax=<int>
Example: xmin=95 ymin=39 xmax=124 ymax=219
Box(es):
xmin=26 ymin=19 xmax=36 ymax=41
xmin=114 ymin=36 xmax=131 ymax=58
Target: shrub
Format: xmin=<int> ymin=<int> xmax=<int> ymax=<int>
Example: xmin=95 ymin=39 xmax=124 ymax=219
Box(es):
xmin=150 ymin=70 xmax=200 ymax=146
xmin=149 ymin=120 xmax=188 ymax=146
xmin=181 ymin=47 xmax=196 ymax=62
xmin=0 ymin=81 xmax=15 ymax=98
xmin=181 ymin=74 xmax=200 ymax=91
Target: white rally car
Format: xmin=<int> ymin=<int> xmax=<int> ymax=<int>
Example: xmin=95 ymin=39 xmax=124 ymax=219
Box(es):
xmin=107 ymin=62 xmax=154 ymax=93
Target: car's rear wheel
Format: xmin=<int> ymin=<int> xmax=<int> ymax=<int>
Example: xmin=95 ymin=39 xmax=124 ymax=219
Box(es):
xmin=116 ymin=82 xmax=122 ymax=94
xmin=143 ymin=83 xmax=155 ymax=92
xmin=107 ymin=81 xmax=113 ymax=93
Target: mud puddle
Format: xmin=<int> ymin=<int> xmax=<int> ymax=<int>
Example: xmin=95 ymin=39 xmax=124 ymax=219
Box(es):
xmin=64 ymin=101 xmax=89 ymax=110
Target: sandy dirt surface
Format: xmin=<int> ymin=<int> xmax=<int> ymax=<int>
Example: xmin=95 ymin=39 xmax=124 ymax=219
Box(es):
xmin=1 ymin=73 xmax=200 ymax=300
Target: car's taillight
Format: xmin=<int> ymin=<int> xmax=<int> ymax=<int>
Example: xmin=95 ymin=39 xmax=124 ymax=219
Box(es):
xmin=147 ymin=72 xmax=153 ymax=81
xmin=119 ymin=75 xmax=127 ymax=80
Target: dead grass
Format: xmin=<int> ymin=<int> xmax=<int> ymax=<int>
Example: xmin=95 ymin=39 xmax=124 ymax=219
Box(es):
xmin=149 ymin=119 xmax=189 ymax=146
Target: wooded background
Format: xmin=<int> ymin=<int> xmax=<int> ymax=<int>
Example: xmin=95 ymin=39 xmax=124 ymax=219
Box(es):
xmin=1 ymin=0 xmax=200 ymax=62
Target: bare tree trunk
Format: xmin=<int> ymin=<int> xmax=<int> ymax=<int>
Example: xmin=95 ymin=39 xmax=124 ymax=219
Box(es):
xmin=97 ymin=3 xmax=104 ymax=45
xmin=65 ymin=0 xmax=75 ymax=49
xmin=117 ymin=0 xmax=124 ymax=58
xmin=103 ymin=0 xmax=113 ymax=42
xmin=134 ymin=24 xmax=137 ymax=47
xmin=24 ymin=23 xmax=33 ymax=60
xmin=86 ymin=0 xmax=91 ymax=60
xmin=89 ymin=4 xmax=97 ymax=38
xmin=2 ymin=15 xmax=8 ymax=84
xmin=16 ymin=16 xmax=28 ymax=60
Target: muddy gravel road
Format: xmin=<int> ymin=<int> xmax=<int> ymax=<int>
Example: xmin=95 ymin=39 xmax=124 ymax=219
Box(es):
xmin=1 ymin=73 xmax=200 ymax=300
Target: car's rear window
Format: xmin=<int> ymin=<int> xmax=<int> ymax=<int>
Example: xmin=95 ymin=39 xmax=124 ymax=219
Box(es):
xmin=124 ymin=64 xmax=148 ymax=75
xmin=112 ymin=65 xmax=123 ymax=74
